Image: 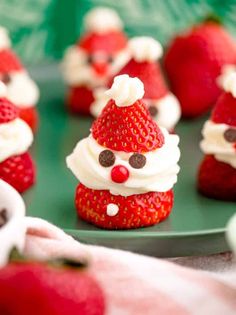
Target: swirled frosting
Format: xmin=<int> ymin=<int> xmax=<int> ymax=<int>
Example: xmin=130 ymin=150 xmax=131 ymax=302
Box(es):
xmin=0 ymin=118 xmax=33 ymax=162
xmin=106 ymin=74 xmax=144 ymax=107
xmin=129 ymin=36 xmax=163 ymax=62
xmin=66 ymin=128 xmax=180 ymax=196
xmin=200 ymin=120 xmax=236 ymax=168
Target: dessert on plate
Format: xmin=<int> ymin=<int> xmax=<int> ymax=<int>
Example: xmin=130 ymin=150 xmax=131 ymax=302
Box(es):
xmin=62 ymin=7 xmax=129 ymax=115
xmin=0 ymin=26 xmax=39 ymax=132
xmin=0 ymin=84 xmax=35 ymax=193
xmin=67 ymin=75 xmax=180 ymax=229
xmin=91 ymin=37 xmax=181 ymax=132
xmin=198 ymin=71 xmax=236 ymax=200
xmin=164 ymin=20 xmax=236 ymax=118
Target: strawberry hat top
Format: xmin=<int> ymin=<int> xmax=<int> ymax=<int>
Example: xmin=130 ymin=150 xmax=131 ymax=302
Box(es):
xmin=211 ymin=72 xmax=236 ymax=126
xmin=78 ymin=7 xmax=127 ymax=54
xmin=91 ymin=74 xmax=165 ymax=153
xmin=111 ymin=37 xmax=168 ymax=99
xmin=0 ymin=26 xmax=23 ymax=74
xmin=0 ymin=82 xmax=19 ymax=123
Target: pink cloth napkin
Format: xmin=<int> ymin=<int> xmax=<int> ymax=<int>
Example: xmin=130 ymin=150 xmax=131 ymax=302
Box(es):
xmin=24 ymin=217 xmax=236 ymax=315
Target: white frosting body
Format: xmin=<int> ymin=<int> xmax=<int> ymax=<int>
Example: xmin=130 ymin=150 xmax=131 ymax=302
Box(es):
xmin=90 ymin=87 xmax=109 ymax=117
xmin=106 ymin=74 xmax=144 ymax=107
xmin=84 ymin=7 xmax=123 ymax=34
xmin=0 ymin=26 xmax=11 ymax=50
xmin=62 ymin=46 xmax=129 ymax=88
xmin=67 ymin=128 xmax=180 ymax=196
xmin=0 ymin=118 xmax=33 ymax=162
xmin=0 ymin=179 xmax=26 ymax=267
xmin=7 ymin=71 xmax=39 ymax=108
xmin=200 ymin=120 xmax=236 ymax=168
xmin=217 ymin=64 xmax=236 ymax=90
xmin=128 ymin=36 xmax=163 ymax=62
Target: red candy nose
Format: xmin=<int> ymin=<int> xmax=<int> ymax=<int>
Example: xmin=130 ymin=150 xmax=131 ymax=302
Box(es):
xmin=111 ymin=165 xmax=129 ymax=183
xmin=92 ymin=62 xmax=108 ymax=76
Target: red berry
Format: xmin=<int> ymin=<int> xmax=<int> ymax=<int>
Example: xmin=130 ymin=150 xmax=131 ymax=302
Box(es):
xmin=92 ymin=99 xmax=164 ymax=153
xmin=19 ymin=107 xmax=39 ymax=132
xmin=0 ymin=97 xmax=19 ymax=123
xmin=67 ymin=86 xmax=94 ymax=115
xmin=198 ymin=155 xmax=236 ymax=200
xmin=75 ymin=184 xmax=173 ymax=229
xmin=0 ymin=262 xmax=105 ymax=315
xmin=111 ymin=165 xmax=129 ymax=183
xmin=0 ymin=152 xmax=35 ymax=193
xmin=164 ymin=22 xmax=236 ymax=118
xmin=211 ymin=92 xmax=236 ymax=126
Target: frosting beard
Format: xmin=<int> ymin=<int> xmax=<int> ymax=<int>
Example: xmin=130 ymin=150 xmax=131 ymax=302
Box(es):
xmin=200 ymin=120 xmax=236 ymax=168
xmin=7 ymin=71 xmax=39 ymax=108
xmin=0 ymin=118 xmax=33 ymax=162
xmin=67 ymin=128 xmax=180 ymax=196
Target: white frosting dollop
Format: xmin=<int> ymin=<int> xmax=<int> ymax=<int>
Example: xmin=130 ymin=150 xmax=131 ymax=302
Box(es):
xmin=0 ymin=118 xmax=33 ymax=162
xmin=6 ymin=71 xmax=39 ymax=108
xmin=107 ymin=203 xmax=119 ymax=216
xmin=0 ymin=26 xmax=11 ymax=50
xmin=129 ymin=36 xmax=163 ymax=62
xmin=106 ymin=74 xmax=144 ymax=107
xmin=84 ymin=7 xmax=123 ymax=34
xmin=66 ymin=128 xmax=180 ymax=196
xmin=220 ymin=71 xmax=236 ymax=97
xmin=200 ymin=120 xmax=236 ymax=168
xmin=217 ymin=64 xmax=236 ymax=89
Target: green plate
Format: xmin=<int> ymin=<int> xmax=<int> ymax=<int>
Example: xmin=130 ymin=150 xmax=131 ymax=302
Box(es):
xmin=24 ymin=65 xmax=235 ymax=257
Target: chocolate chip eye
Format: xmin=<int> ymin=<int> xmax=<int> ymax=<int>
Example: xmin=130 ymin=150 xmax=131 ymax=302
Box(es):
xmin=1 ymin=73 xmax=11 ymax=84
xmin=99 ymin=150 xmax=115 ymax=167
xmin=107 ymin=56 xmax=113 ymax=63
xmin=149 ymin=105 xmax=158 ymax=117
xmin=224 ymin=128 xmax=236 ymax=142
xmin=87 ymin=55 xmax=93 ymax=64
xmin=129 ymin=153 xmax=146 ymax=169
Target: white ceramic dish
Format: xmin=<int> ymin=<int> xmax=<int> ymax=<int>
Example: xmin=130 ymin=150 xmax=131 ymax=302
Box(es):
xmin=0 ymin=179 xmax=26 ymax=266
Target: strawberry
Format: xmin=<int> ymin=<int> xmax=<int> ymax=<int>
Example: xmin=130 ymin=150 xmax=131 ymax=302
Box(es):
xmin=19 ymin=107 xmax=39 ymax=132
xmin=0 ymin=49 xmax=23 ymax=73
xmin=211 ymin=92 xmax=236 ymax=126
xmin=75 ymin=184 xmax=173 ymax=229
xmin=198 ymin=155 xmax=236 ymax=200
xmin=92 ymin=99 xmax=164 ymax=153
xmin=67 ymin=86 xmax=94 ymax=115
xmin=0 ymin=260 xmax=105 ymax=315
xmin=0 ymin=152 xmax=35 ymax=193
xmin=164 ymin=21 xmax=236 ymax=118
xmin=0 ymin=97 xmax=19 ymax=123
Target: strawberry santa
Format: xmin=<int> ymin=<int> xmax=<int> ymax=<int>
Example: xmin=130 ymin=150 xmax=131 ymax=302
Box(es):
xmin=67 ymin=75 xmax=180 ymax=229
xmin=62 ymin=7 xmax=129 ymax=115
xmin=0 ymin=83 xmax=35 ymax=193
xmin=91 ymin=37 xmax=181 ymax=131
xmin=0 ymin=26 xmax=39 ymax=132
xmin=198 ymin=72 xmax=236 ymax=200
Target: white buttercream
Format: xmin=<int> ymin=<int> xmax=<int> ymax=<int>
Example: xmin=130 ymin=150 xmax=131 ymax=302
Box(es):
xmin=90 ymin=87 xmax=109 ymax=117
xmin=0 ymin=81 xmax=7 ymax=97
xmin=0 ymin=179 xmax=26 ymax=267
xmin=129 ymin=37 xmax=163 ymax=62
xmin=0 ymin=118 xmax=33 ymax=162
xmin=200 ymin=120 xmax=236 ymax=168
xmin=84 ymin=7 xmax=123 ymax=34
xmin=106 ymin=75 xmax=144 ymax=107
xmin=0 ymin=26 xmax=11 ymax=50
xmin=221 ymin=71 xmax=236 ymax=97
xmin=6 ymin=71 xmax=39 ymax=108
xmin=217 ymin=64 xmax=236 ymax=89
xmin=66 ymin=128 xmax=180 ymax=196
xmin=107 ymin=203 xmax=119 ymax=216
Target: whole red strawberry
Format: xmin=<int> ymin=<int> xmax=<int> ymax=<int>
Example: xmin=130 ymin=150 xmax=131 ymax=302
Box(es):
xmin=0 ymin=261 xmax=105 ymax=315
xmin=164 ymin=21 xmax=236 ymax=118
xmin=76 ymin=184 xmax=173 ymax=229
